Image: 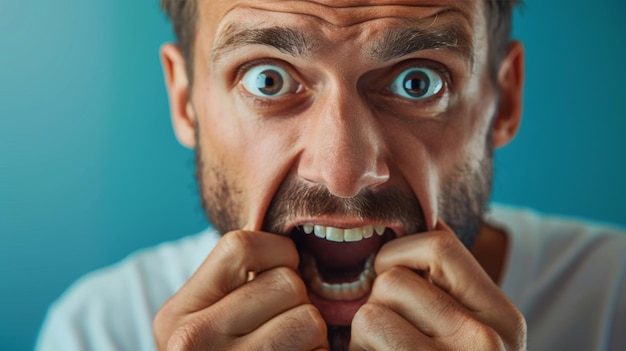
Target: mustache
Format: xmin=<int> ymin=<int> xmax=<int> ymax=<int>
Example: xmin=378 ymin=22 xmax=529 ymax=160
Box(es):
xmin=262 ymin=180 xmax=426 ymax=234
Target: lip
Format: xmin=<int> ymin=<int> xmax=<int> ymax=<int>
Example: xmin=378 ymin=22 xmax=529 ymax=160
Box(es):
xmin=282 ymin=216 xmax=408 ymax=237
xmin=309 ymin=291 xmax=371 ymax=326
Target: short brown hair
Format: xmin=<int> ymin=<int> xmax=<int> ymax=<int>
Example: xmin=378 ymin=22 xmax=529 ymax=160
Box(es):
xmin=160 ymin=0 xmax=199 ymax=81
xmin=161 ymin=0 xmax=521 ymax=81
xmin=485 ymin=0 xmax=523 ymax=72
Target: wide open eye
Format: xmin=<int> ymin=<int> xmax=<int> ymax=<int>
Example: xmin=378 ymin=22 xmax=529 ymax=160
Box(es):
xmin=388 ymin=67 xmax=444 ymax=100
xmin=240 ymin=64 xmax=298 ymax=98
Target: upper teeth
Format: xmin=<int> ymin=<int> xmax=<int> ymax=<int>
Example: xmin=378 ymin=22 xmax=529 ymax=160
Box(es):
xmin=301 ymin=224 xmax=386 ymax=242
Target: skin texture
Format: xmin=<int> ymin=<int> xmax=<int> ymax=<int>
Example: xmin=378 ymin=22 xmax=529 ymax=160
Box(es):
xmin=154 ymin=0 xmax=526 ymax=349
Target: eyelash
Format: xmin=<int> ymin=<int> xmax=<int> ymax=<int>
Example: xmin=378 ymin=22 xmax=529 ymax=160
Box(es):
xmin=236 ymin=59 xmax=297 ymax=85
xmin=391 ymin=61 xmax=451 ymax=89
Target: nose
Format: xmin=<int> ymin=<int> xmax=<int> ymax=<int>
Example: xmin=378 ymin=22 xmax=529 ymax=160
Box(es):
xmin=297 ymin=89 xmax=390 ymax=198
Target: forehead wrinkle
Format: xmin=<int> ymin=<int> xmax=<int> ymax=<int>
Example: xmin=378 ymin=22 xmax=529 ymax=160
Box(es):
xmin=207 ymin=2 xmax=479 ymax=67
xmin=258 ymin=0 xmax=470 ymax=28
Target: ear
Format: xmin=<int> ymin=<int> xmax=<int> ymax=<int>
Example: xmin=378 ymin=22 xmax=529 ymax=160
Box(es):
xmin=492 ymin=40 xmax=525 ymax=148
xmin=161 ymin=43 xmax=196 ymax=149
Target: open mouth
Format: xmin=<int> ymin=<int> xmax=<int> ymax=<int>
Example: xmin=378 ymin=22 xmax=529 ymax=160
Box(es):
xmin=289 ymin=223 xmax=396 ymax=324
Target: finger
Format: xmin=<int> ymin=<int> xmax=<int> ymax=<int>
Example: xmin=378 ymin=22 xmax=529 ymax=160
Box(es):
xmin=375 ymin=220 xmax=504 ymax=314
xmin=155 ymin=267 xmax=315 ymax=351
xmin=209 ymin=266 xmax=311 ymax=335
xmin=374 ymin=220 xmax=525 ymax=346
xmin=177 ymin=230 xmax=299 ymax=312
xmin=239 ymin=304 xmax=329 ymax=350
xmin=368 ymin=266 xmax=472 ymax=338
xmin=350 ymin=302 xmax=434 ymax=351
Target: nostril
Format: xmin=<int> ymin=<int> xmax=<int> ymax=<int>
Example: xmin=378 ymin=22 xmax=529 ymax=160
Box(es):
xmin=334 ymin=172 xmax=390 ymax=199
xmin=299 ymin=157 xmax=388 ymax=198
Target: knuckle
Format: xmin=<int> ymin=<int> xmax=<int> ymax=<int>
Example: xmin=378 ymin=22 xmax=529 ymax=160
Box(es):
xmin=218 ymin=230 xmax=257 ymax=271
xmin=370 ymin=266 xmax=409 ymax=300
xmin=298 ymin=304 xmax=328 ymax=338
xmin=152 ymin=309 xmax=171 ymax=349
xmin=508 ymin=308 xmax=526 ymax=333
xmin=353 ymin=303 xmax=416 ymax=350
xmin=507 ymin=309 xmax=528 ymax=349
xmin=220 ymin=230 xmax=255 ymax=259
xmin=153 ymin=301 xmax=188 ymax=350
xmin=429 ymin=230 xmax=459 ymax=256
xmin=352 ymin=303 xmax=385 ymax=334
xmin=514 ymin=308 xmax=527 ymax=328
xmin=462 ymin=320 xmax=503 ymax=350
xmin=166 ymin=323 xmax=204 ymax=351
xmin=265 ymin=305 xmax=327 ymax=350
xmin=484 ymin=301 xmax=527 ymax=349
xmin=293 ymin=305 xmax=327 ymax=341
xmin=266 ymin=266 xmax=307 ymax=297
xmin=167 ymin=319 xmax=228 ymax=351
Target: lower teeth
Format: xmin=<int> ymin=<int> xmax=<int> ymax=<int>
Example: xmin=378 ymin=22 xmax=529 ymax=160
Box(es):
xmin=301 ymin=254 xmax=376 ymax=301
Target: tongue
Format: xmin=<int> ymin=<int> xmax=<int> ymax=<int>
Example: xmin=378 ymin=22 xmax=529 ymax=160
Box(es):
xmin=298 ymin=233 xmax=385 ymax=270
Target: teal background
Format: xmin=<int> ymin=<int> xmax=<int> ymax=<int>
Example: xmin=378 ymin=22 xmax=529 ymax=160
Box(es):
xmin=1 ymin=1 xmax=624 ymax=350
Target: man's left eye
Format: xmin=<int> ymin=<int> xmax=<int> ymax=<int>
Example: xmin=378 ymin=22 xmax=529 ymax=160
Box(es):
xmin=388 ymin=67 xmax=443 ymax=100
xmin=240 ymin=64 xmax=299 ymax=98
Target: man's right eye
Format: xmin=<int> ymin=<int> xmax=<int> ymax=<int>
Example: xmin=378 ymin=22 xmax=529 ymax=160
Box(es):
xmin=240 ymin=64 xmax=299 ymax=98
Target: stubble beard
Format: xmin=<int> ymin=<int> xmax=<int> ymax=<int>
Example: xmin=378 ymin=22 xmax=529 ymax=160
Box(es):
xmin=195 ymin=142 xmax=492 ymax=246
xmin=194 ymin=139 xmax=493 ymax=350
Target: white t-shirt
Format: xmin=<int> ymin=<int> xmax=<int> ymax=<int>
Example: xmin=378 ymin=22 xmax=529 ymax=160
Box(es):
xmin=36 ymin=205 xmax=626 ymax=350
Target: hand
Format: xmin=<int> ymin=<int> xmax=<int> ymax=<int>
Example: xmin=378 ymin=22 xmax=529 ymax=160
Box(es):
xmin=349 ymin=221 xmax=526 ymax=350
xmin=153 ymin=230 xmax=329 ymax=350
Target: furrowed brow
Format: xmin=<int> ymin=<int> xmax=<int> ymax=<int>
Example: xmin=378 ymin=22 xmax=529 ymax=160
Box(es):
xmin=211 ymin=24 xmax=315 ymax=63
xmin=366 ymin=24 xmax=473 ymax=63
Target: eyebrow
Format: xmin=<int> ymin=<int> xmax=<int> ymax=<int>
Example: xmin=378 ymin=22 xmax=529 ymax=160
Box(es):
xmin=210 ymin=21 xmax=472 ymax=65
xmin=366 ymin=24 xmax=473 ymax=63
xmin=210 ymin=24 xmax=315 ymax=63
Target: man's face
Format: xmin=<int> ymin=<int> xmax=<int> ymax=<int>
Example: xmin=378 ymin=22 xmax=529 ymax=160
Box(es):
xmin=185 ymin=0 xmax=503 ymax=327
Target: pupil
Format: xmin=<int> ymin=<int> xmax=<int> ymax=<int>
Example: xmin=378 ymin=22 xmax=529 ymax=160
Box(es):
xmin=257 ymin=70 xmax=284 ymax=95
xmin=403 ymin=71 xmax=429 ymax=97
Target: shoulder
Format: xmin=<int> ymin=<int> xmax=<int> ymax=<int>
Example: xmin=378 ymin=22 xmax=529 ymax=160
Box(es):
xmin=487 ymin=203 xmax=626 ymax=290
xmin=35 ymin=228 xmax=221 ymax=351
xmin=488 ymin=204 xmax=626 ymax=350
xmin=487 ymin=203 xmax=626 ymax=268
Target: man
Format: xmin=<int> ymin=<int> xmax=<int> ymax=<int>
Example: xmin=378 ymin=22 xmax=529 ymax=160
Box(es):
xmin=37 ymin=0 xmax=626 ymax=350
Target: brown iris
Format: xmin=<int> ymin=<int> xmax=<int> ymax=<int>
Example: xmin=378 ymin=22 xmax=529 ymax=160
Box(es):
xmin=256 ymin=69 xmax=284 ymax=96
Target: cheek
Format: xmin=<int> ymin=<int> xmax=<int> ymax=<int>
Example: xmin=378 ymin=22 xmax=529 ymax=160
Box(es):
xmin=193 ymin=92 xmax=256 ymax=214
xmin=423 ymin=77 xmax=498 ymax=172
xmin=382 ymin=121 xmax=449 ymax=228
xmin=382 ymin=98 xmax=495 ymax=226
xmin=196 ymin=91 xmax=304 ymax=216
xmin=386 ymin=117 xmax=483 ymax=179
